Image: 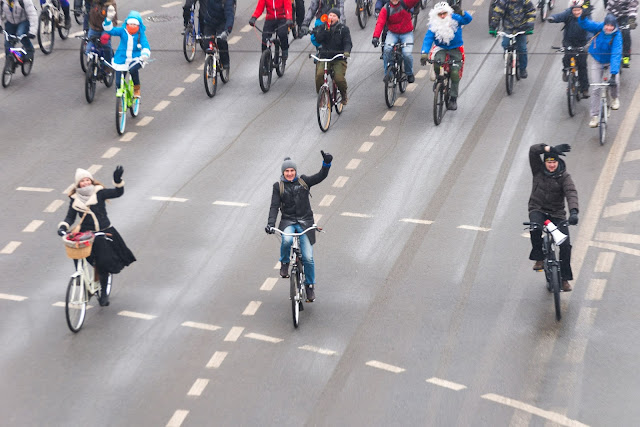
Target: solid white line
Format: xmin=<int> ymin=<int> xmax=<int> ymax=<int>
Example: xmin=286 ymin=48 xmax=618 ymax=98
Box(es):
xmin=298 ymin=345 xmax=337 ymax=355
xmin=0 ymin=293 xmax=28 ymax=301
xmin=153 ymin=100 xmax=171 ymax=112
xmin=415 ymin=69 xmax=427 ymax=79
xmin=426 ymin=377 xmax=467 ymax=391
xmin=623 ymin=149 xmax=640 ymax=162
xmin=162 ymin=1 xmax=182 ymax=7
xmin=245 ymin=332 xmax=283 ymax=343
xmin=382 ymin=111 xmax=396 ymax=121
xmin=151 ymin=196 xmax=188 ymax=202
xmin=16 ymin=187 xmax=53 ymax=192
xmin=370 ymin=126 xmax=385 ymax=136
xmin=0 ymin=241 xmax=21 ymax=254
xmin=181 ymin=321 xmax=221 ymax=331
xmin=241 ymin=24 xmax=252 ymax=32
xmin=589 ymin=241 xmax=640 ymax=257
xmin=400 ymin=218 xmax=433 ymax=225
xmin=120 ymin=132 xmax=137 ymax=142
xmin=187 ymin=378 xmax=209 ymax=396
xmin=43 ymin=199 xmax=65 ymax=213
xmin=136 ymin=116 xmax=154 ymax=127
xmin=594 ymin=251 xmax=615 ymax=273
xmin=22 ymin=220 xmax=44 ymax=233
xmin=603 ymin=200 xmax=640 ymax=217
xmin=585 ymin=278 xmax=606 ymax=301
xmin=358 ymin=141 xmax=374 ymax=152
xmin=346 ymin=159 xmax=361 ymax=170
xmin=319 ymin=195 xmax=335 ymax=206
xmin=166 ymin=409 xmax=189 ymax=427
xmin=260 ymin=277 xmax=278 ymax=291
xmin=224 ymin=326 xmax=244 ymax=342
xmin=595 ymin=231 xmax=640 ymax=244
xmin=228 ymin=36 xmax=242 ymax=45
xmin=481 ymin=394 xmax=588 ymax=427
xmin=333 ymin=176 xmax=349 ymax=188
xmin=242 ymin=301 xmax=262 ymax=316
xmin=212 ymin=200 xmax=249 ymax=207
xmin=87 ymin=164 xmax=102 ymax=175
xmin=169 ymin=87 xmax=185 ymax=97
xmin=366 ymin=360 xmax=405 ymax=373
xmin=117 ymin=311 xmax=157 ymax=320
xmin=395 ymin=97 xmax=407 ymax=106
xmin=457 ymin=225 xmax=491 ymax=232
xmin=341 ymin=212 xmax=372 ymax=218
xmin=619 ymin=180 xmax=639 ymax=198
xmin=101 ymin=147 xmax=121 ymax=159
xmin=184 ymin=73 xmax=200 ymax=83
xmin=206 ymin=351 xmax=228 ymax=368
xmin=139 ymin=10 xmax=154 ymax=16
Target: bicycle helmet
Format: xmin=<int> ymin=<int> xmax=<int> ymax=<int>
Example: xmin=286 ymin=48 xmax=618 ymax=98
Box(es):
xmin=568 ymin=0 xmax=584 ymax=8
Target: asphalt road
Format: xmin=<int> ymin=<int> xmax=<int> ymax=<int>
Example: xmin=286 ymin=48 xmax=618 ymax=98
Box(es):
xmin=1 ymin=0 xmax=640 ymax=426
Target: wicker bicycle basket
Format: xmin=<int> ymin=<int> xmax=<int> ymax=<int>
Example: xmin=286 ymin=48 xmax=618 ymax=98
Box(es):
xmin=63 ymin=232 xmax=95 ymax=259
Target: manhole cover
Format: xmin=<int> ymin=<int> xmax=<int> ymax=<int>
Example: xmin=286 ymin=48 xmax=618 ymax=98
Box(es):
xmin=145 ymin=15 xmax=176 ymax=23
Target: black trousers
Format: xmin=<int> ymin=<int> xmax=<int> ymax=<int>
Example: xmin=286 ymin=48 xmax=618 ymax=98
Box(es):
xmin=563 ymin=52 xmax=589 ymax=91
xmin=262 ymin=19 xmax=289 ymax=55
xmin=203 ymin=23 xmax=230 ymax=67
xmin=528 ymin=210 xmax=573 ymax=281
xmin=294 ymin=0 xmax=305 ymax=27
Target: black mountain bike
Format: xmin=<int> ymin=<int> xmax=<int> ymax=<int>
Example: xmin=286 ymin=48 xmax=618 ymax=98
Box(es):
xmin=553 ymin=45 xmax=586 ymax=117
xmin=384 ymin=42 xmax=411 ymax=108
xmin=357 ymin=0 xmax=374 ymax=29
xmin=428 ymin=56 xmax=458 ymax=125
xmin=256 ymin=25 xmax=287 ymax=93
xmin=80 ymin=34 xmax=114 ymax=103
xmin=2 ymin=30 xmax=33 ymax=88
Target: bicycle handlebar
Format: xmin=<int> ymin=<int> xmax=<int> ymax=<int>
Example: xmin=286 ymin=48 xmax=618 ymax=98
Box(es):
xmin=3 ymin=30 xmax=29 ymax=41
xmin=427 ymin=58 xmax=460 ymax=65
xmin=497 ymin=31 xmax=527 ymax=38
xmin=309 ymin=53 xmax=345 ymax=62
xmin=551 ymin=45 xmax=586 ymax=53
xmin=523 ymin=220 xmax=570 ymax=230
xmin=270 ymin=225 xmax=323 ymax=236
xmin=107 ymin=57 xmax=151 ymax=72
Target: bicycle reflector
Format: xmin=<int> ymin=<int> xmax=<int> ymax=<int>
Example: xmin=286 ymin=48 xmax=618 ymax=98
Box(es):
xmin=544 ymin=220 xmax=567 ymax=245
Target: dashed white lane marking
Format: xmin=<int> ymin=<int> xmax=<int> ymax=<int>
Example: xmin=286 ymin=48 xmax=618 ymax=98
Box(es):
xmin=468 ymin=10 xmax=475 ymax=15
xmin=162 ymin=1 xmax=182 ymax=7
xmin=169 ymin=87 xmax=185 ymax=97
xmin=366 ymin=360 xmax=405 ymax=373
xmin=213 ymin=200 xmax=249 ymax=207
xmin=87 ymin=164 xmax=102 ymax=175
xmin=346 ymin=159 xmax=361 ymax=170
xmin=102 ymin=147 xmax=121 ymax=158
xmin=273 ymin=262 xmax=280 ymax=269
xmin=22 ymin=220 xmax=44 ymax=233
xmin=242 ymin=301 xmax=262 ymax=316
xmin=358 ymin=141 xmax=373 ymax=152
xmin=603 ymin=200 xmax=640 ymax=217
xmin=333 ymin=176 xmax=349 ymax=188
xmin=298 ymin=345 xmax=337 ymax=355
xmin=166 ymin=409 xmax=189 ymax=427
xmin=370 ymin=126 xmax=385 ymax=136
xmin=16 ymin=187 xmax=53 ymax=192
xmin=575 ymin=307 xmax=597 ymax=335
xmin=151 ymin=196 xmax=188 ymax=202
xmin=0 ymin=293 xmax=28 ymax=301
xmin=319 ymin=195 xmax=335 ymax=206
xmin=415 ymin=69 xmax=427 ymax=79
xmin=153 ymin=100 xmax=171 ymax=112
xmin=457 ymin=225 xmax=491 ymax=232
xmin=589 ymin=241 xmax=640 ymax=257
xmin=620 ymin=180 xmax=639 ymax=198
xmin=245 ymin=332 xmax=283 ymax=343
xmin=565 ymin=337 xmax=589 ymax=363
xmin=595 ymin=231 xmax=640 ymax=244
xmin=406 ymin=84 xmax=417 ymax=92
xmin=382 ymin=111 xmax=396 ymax=121
xmin=228 ymin=36 xmax=242 ymax=45
xmin=481 ymin=393 xmax=589 ymax=427
xmin=136 ymin=116 xmax=154 ymax=127
xmin=241 ymin=24 xmax=252 ymax=32
xmin=184 ymin=74 xmax=199 ymax=83
xmin=187 ymin=378 xmax=209 ymax=397
xmin=70 ymin=30 xmax=84 ymax=37
xmin=585 ymin=278 xmax=606 ymax=301
xmin=257 ymin=15 xmax=265 ymax=21
xmin=341 ymin=212 xmax=372 ymax=218
xmin=44 ymin=200 xmax=65 ymax=213
xmin=521 ymin=232 xmax=530 ymax=238
xmin=472 ymin=0 xmax=484 ymax=6
xmin=224 ymin=326 xmax=244 ymax=342
xmin=206 ymin=351 xmax=228 ymax=368
xmin=260 ymin=277 xmax=278 ymax=291
xmin=120 ymin=132 xmax=137 ymax=142
xmin=197 ymin=63 xmax=204 ymax=71
xmin=395 ymin=97 xmax=406 ymax=106
xmin=140 ymin=10 xmax=153 ymax=16
xmin=1 ymin=241 xmax=21 ymax=254
xmin=400 ymin=218 xmax=433 ymax=225
xmin=623 ymin=149 xmax=640 ymax=162
xmin=426 ymin=377 xmax=467 ymax=391
xmin=182 ymin=321 xmax=221 ymax=331
xmin=594 ymin=251 xmax=615 ymax=273
xmin=314 ymin=213 xmax=322 ymax=223
xmin=118 ymin=311 xmax=157 ymax=320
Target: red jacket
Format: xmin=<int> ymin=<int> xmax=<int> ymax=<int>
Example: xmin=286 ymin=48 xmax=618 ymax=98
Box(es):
xmin=373 ymin=0 xmax=420 ymax=37
xmin=252 ymin=0 xmax=292 ymax=20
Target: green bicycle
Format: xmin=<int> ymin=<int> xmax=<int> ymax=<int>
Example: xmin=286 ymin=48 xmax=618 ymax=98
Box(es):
xmin=113 ymin=58 xmax=148 ymax=135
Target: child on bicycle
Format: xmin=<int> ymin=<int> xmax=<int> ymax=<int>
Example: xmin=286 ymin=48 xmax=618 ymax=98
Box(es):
xmin=419 ymin=1 xmax=472 ymax=111
xmin=248 ymin=0 xmax=293 ymax=62
xmin=489 ymin=0 xmax=536 ymax=79
xmin=103 ymin=9 xmax=150 ymax=98
xmin=1 ymin=0 xmax=38 ymax=62
xmin=312 ymin=8 xmax=351 ymax=103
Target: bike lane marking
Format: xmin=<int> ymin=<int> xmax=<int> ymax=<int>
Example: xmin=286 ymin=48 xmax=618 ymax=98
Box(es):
xmin=168 ymin=87 xmax=184 ymax=96
xmin=206 ymin=351 xmax=228 ymax=368
xmin=227 ymin=36 xmax=242 ymax=45
xmin=136 ymin=116 xmax=154 ymax=127
xmin=400 ymin=218 xmax=433 ymax=225
xmin=619 ymin=179 xmax=639 ymax=197
xmin=472 ymin=0 xmax=484 ymax=5
xmin=624 ymin=149 xmax=640 ymax=161
xmin=245 ymin=332 xmax=283 ymax=343
xmin=481 ymin=394 xmax=589 ymax=427
xmin=318 ymin=195 xmax=335 ymax=206
xmin=345 ymin=159 xmax=361 ymax=169
xmin=593 ymin=251 xmax=615 ymax=273
xmin=161 ymin=1 xmax=182 ymax=7
xmin=340 ymin=212 xmax=373 ymax=218
xmin=43 ymin=200 xmax=65 ymax=213
xmin=0 ymin=293 xmax=28 ymax=301
xmin=186 ymin=378 xmax=209 ymax=397
xmin=358 ymin=141 xmax=374 ymax=152
xmin=370 ymin=126 xmax=385 ymax=136
xmin=242 ymin=301 xmax=262 ymax=316
xmin=16 ymin=187 xmax=53 ymax=192
xmin=150 ymin=196 xmax=188 ymax=202
xmin=457 ymin=225 xmax=491 ymax=232
xmin=87 ymin=164 xmax=102 ymax=175
xmin=184 ymin=74 xmax=199 ymax=83
xmin=260 ymin=277 xmax=278 ymax=291
xmin=117 ymin=310 xmax=157 ymax=320
xmin=181 ymin=321 xmax=222 ymax=331
xmin=22 ymin=220 xmax=44 ymax=233
xmin=382 ymin=111 xmax=396 ymax=121
xmin=365 ymin=360 xmax=405 ymax=373
xmin=120 ymin=132 xmax=137 ymax=142
xmin=240 ymin=25 xmax=252 ymax=32
xmin=212 ymin=200 xmax=249 ymax=207
xmin=426 ymin=377 xmax=467 ymax=391
xmin=53 ymin=301 xmax=95 ymax=309
xmin=153 ymin=101 xmax=171 ymax=112
xmin=395 ymin=97 xmax=407 ymax=106
xmin=589 ymin=241 xmax=640 ymax=256
xmin=332 ymin=176 xmax=349 ymax=188
xmin=101 ymin=147 xmax=121 ymax=158
xmin=298 ymin=345 xmax=337 ymax=355
xmin=166 ymin=409 xmax=189 ymax=427
xmin=224 ymin=326 xmax=244 ymax=341
xmin=415 ymin=69 xmax=427 ymax=79
xmin=0 ymin=241 xmax=21 ymax=254
xmin=585 ymin=278 xmax=606 ymax=301
xmin=140 ymin=10 xmax=154 ymax=16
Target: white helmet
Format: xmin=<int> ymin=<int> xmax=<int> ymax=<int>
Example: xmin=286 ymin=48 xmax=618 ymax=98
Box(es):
xmin=568 ymin=0 xmax=584 ymax=8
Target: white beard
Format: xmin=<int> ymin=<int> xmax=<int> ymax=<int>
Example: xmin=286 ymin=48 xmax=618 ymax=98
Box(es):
xmin=428 ymin=12 xmax=458 ymax=45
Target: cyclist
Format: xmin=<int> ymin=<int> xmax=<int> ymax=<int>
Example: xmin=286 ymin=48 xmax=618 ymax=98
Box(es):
xmin=57 ymin=166 xmax=136 ymax=306
xmin=312 ymin=8 xmax=351 ymax=104
xmin=184 ymin=0 xmax=234 ymax=70
xmin=577 ymin=13 xmax=623 ymax=127
xmin=266 ymin=151 xmax=333 ymax=302
xmin=86 ymin=0 xmax=116 ymax=69
xmin=103 ymin=9 xmax=150 ymax=98
xmin=299 ymin=0 xmax=344 ymax=48
xmin=419 ymin=2 xmax=472 ymax=111
xmin=489 ymin=0 xmax=536 ymax=79
xmin=372 ymin=0 xmax=420 ymax=83
xmin=528 ymin=144 xmax=579 ymax=292
xmin=1 ymin=0 xmax=37 ymax=63
xmin=40 ymin=0 xmax=71 ymax=29
xmin=547 ymin=0 xmax=590 ymax=98
xmin=249 ymin=0 xmax=293 ymax=62
xmin=605 ymin=0 xmax=637 ymax=68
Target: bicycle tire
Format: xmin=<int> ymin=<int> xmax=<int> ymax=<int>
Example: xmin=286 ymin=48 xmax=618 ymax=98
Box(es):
xmin=219 ymin=57 xmax=229 ymax=83
xmin=183 ymin=25 xmax=197 ymax=63
xmin=550 ymin=265 xmax=561 ymax=321
xmin=399 ymin=60 xmax=408 ymax=93
xmin=275 ymin=42 xmax=285 ymax=77
xmin=204 ymin=55 xmax=217 ymax=97
xmin=116 ymin=95 xmax=126 ymax=135
xmin=65 ymin=276 xmax=87 ymax=333
xmin=357 ymin=0 xmax=368 ymax=29
xmin=130 ymin=97 xmax=140 ymax=117
xmin=433 ymin=81 xmax=444 ymax=125
xmin=2 ymin=58 xmax=13 ymax=88
xmin=412 ymin=10 xmax=418 ymax=32
xmin=103 ymin=66 xmax=114 ymax=87
xmin=599 ymin=102 xmax=607 ymax=145
xmin=85 ymin=58 xmax=96 ymax=103
xmin=366 ymin=0 xmax=373 ymax=15
xmin=384 ymin=69 xmax=397 ymax=108
xmin=317 ymin=86 xmax=332 ymax=132
xmin=290 ymin=269 xmax=300 ymax=328
xmin=540 ymin=1 xmax=548 ymax=22
xmin=106 ymin=273 xmax=112 ymax=296
xmin=74 ymin=3 xmax=83 ymax=25
xmin=567 ymin=72 xmax=576 ymax=117
xmin=80 ymin=38 xmax=88 ymax=72
xmin=58 ymin=19 xmax=70 ymax=40
xmin=505 ymin=53 xmax=514 ymax=95
xmin=334 ymin=84 xmax=344 ymax=114
xmin=38 ymin=11 xmax=55 ymax=54
xmin=258 ymin=49 xmax=272 ymax=93
xmin=549 ymin=0 xmax=555 ymax=10
xmin=21 ymin=57 xmax=33 ymax=76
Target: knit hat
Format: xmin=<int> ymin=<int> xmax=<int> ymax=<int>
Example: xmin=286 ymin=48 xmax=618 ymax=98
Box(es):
xmin=604 ymin=13 xmax=618 ymax=27
xmin=75 ymin=168 xmax=94 ymax=186
xmin=543 ymin=151 xmax=558 ymax=162
xmin=328 ymin=7 xmax=341 ymax=18
xmin=281 ymin=157 xmax=297 ymax=173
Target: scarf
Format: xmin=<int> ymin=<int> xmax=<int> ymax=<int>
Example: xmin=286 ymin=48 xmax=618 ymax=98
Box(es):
xmin=75 ymin=185 xmax=95 ymax=209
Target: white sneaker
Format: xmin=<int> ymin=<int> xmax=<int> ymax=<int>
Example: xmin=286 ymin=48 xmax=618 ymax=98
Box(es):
xmin=611 ymin=98 xmax=620 ymax=110
xmin=589 ymin=116 xmax=599 ymax=128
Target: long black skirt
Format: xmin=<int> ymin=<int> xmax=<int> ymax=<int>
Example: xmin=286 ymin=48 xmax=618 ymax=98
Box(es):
xmin=87 ymin=226 xmax=136 ymax=274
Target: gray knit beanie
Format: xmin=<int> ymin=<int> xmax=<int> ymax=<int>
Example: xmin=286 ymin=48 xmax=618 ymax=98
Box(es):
xmin=281 ymin=157 xmax=297 ymax=173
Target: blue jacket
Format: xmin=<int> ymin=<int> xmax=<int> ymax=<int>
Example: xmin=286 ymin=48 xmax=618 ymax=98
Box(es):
xmin=578 ymin=16 xmax=623 ymax=73
xmin=421 ymin=12 xmax=472 ymax=53
xmin=549 ymin=8 xmax=589 ymax=47
xmin=103 ymin=11 xmax=151 ymax=66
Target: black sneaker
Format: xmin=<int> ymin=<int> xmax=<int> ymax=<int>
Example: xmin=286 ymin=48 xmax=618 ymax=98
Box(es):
xmin=519 ymin=68 xmax=528 ymax=79
xmin=407 ymin=74 xmax=415 ymax=84
xmin=305 ymin=284 xmax=315 ymax=302
xmin=383 ymin=72 xmax=392 ymax=83
xmin=447 ymin=96 xmax=457 ymax=110
xmin=280 ymin=262 xmax=290 ymax=278
xmin=98 ymin=292 xmax=110 ymax=307
xmin=562 ymin=70 xmax=568 ymax=82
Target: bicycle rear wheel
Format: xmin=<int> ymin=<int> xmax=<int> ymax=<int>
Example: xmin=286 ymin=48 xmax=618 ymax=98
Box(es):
xmin=58 ymin=19 xmax=70 ymax=40
xmin=2 ymin=58 xmax=13 ymax=88
xmin=219 ymin=58 xmax=229 ymax=83
xmin=103 ymin=65 xmax=114 ymax=87
xmin=399 ymin=61 xmax=408 ymax=93
xmin=85 ymin=58 xmax=96 ymax=103
xmin=74 ymin=3 xmax=83 ymax=25
xmin=274 ymin=43 xmax=285 ymax=77
xmin=65 ymin=276 xmax=87 ymax=333
xmin=384 ymin=70 xmax=397 ymax=108
xmin=290 ymin=269 xmax=300 ymax=328
xmin=550 ymin=265 xmax=561 ymax=321
xmin=38 ymin=11 xmax=55 ymax=54
xmin=334 ymin=84 xmax=343 ymax=114
xmin=567 ymin=73 xmax=576 ymax=117
xmin=357 ymin=0 xmax=368 ymax=29
xmin=317 ymin=86 xmax=332 ymax=132
xmin=505 ymin=53 xmax=514 ymax=95
xmin=433 ymin=81 xmax=445 ymax=125
xmin=183 ymin=25 xmax=197 ymax=62
xmin=115 ymin=95 xmax=126 ymax=135
xmin=258 ymin=49 xmax=272 ymax=93
xmin=80 ymin=38 xmax=88 ymax=72
xmin=204 ymin=55 xmax=217 ymax=97
xmin=599 ymin=102 xmax=607 ymax=145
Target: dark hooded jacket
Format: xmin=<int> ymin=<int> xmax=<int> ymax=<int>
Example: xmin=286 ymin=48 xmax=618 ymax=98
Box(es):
xmin=528 ymin=144 xmax=579 ymax=218
xmin=549 ymin=7 xmax=590 ymax=47
xmin=313 ymin=21 xmax=352 ymax=59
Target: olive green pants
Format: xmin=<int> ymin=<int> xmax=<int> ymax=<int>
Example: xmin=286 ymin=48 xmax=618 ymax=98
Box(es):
xmin=315 ymin=59 xmax=347 ymax=97
xmin=434 ymin=49 xmax=463 ymax=98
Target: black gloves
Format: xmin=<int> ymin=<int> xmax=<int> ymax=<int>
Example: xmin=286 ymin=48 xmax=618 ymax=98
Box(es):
xmin=58 ymin=225 xmax=67 ymax=236
xmin=609 ymin=74 xmax=617 ymax=87
xmin=321 ymin=150 xmax=333 ymax=164
xmin=265 ymin=225 xmax=274 ymax=234
xmin=569 ymin=208 xmax=579 ymax=225
xmin=546 ymin=16 xmax=556 ymax=23
xmin=286 ymin=19 xmax=294 ymax=27
xmin=300 ymin=25 xmax=309 ymax=35
xmin=420 ymin=53 xmax=429 ymax=66
xmin=550 ymin=144 xmax=571 ymax=156
xmin=249 ymin=16 xmax=257 ymax=27
xmin=113 ymin=165 xmax=124 ymax=183
xmin=452 ymin=5 xmax=462 ymax=15
xmin=372 ymin=37 xmax=380 ymax=48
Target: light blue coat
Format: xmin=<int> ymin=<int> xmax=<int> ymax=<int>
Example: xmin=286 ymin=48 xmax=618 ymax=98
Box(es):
xmin=103 ymin=10 xmax=151 ymax=66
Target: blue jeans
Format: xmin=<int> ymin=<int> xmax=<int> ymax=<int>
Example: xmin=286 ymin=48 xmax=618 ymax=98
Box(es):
xmin=383 ymin=31 xmax=414 ymax=76
xmin=86 ymin=29 xmax=113 ymax=64
xmin=4 ymin=21 xmax=34 ymax=58
xmin=502 ymin=34 xmax=527 ymax=70
xmin=280 ymin=224 xmax=315 ymax=285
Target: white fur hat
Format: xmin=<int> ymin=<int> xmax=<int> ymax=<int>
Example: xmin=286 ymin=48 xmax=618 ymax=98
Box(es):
xmin=75 ymin=168 xmax=94 ymax=186
xmin=433 ymin=1 xmax=454 ymax=14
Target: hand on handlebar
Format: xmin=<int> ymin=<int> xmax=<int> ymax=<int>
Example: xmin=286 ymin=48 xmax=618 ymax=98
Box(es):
xmin=58 ymin=226 xmax=68 ymax=237
xmin=249 ymin=16 xmax=257 ymax=27
xmin=372 ymin=37 xmax=379 ymax=48
xmin=420 ymin=53 xmax=429 ymax=66
xmin=265 ymin=225 xmax=275 ymax=235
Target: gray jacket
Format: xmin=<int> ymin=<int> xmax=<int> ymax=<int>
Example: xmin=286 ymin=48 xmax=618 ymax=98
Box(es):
xmin=1 ymin=0 xmax=38 ymax=34
xmin=302 ymin=0 xmax=345 ymax=27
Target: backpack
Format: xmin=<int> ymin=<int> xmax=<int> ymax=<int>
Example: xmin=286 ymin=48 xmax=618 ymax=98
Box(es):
xmin=279 ymin=178 xmax=310 ymax=211
xmin=385 ymin=0 xmax=410 ymax=16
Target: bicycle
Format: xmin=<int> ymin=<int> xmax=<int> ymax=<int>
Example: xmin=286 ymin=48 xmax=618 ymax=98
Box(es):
xmin=538 ymin=0 xmax=555 ymax=22
xmin=61 ymin=231 xmax=113 ymax=333
xmin=37 ymin=0 xmax=70 ymax=55
xmin=256 ymin=24 xmax=288 ymax=93
xmin=78 ymin=34 xmax=114 ymax=103
xmin=270 ymin=225 xmax=322 ymax=328
xmin=523 ymin=220 xmax=569 ymax=321
xmin=411 ymin=7 xmax=419 ymax=32
xmin=72 ymin=0 xmax=85 ymax=25
xmin=384 ymin=42 xmax=411 ymax=108
xmin=590 ymin=75 xmax=612 ymax=146
xmin=198 ymin=34 xmax=230 ymax=97
xmin=310 ymin=53 xmax=345 ymax=132
xmin=113 ymin=57 xmax=148 ymax=135
xmin=552 ymin=45 xmax=585 ymax=117
xmin=2 ymin=30 xmax=33 ymax=88
xmin=498 ymin=31 xmax=526 ymax=95
xmin=356 ymin=0 xmax=374 ymax=29
xmin=428 ymin=56 xmax=459 ymax=125
xmin=183 ymin=1 xmax=200 ymax=62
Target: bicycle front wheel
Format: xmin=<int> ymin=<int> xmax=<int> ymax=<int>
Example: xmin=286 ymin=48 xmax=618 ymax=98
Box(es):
xmin=58 ymin=18 xmax=70 ymax=40
xmin=21 ymin=57 xmax=33 ymax=76
xmin=204 ymin=55 xmax=217 ymax=97
xmin=80 ymin=38 xmax=88 ymax=72
xmin=2 ymin=58 xmax=13 ymax=88
xmin=317 ymin=86 xmax=332 ymax=132
xmin=550 ymin=265 xmax=561 ymax=321
xmin=258 ymin=49 xmax=272 ymax=93
xmin=433 ymin=81 xmax=445 ymax=125
xmin=74 ymin=3 xmax=83 ymax=25
xmin=599 ymin=102 xmax=607 ymax=145
xmin=183 ymin=25 xmax=197 ymax=62
xmin=274 ymin=43 xmax=285 ymax=77
xmin=384 ymin=71 xmax=397 ymax=108
xmin=567 ymin=73 xmax=576 ymax=117
xmin=219 ymin=58 xmax=229 ymax=83
xmin=65 ymin=276 xmax=87 ymax=333
xmin=38 ymin=11 xmax=55 ymax=54
xmin=399 ymin=61 xmax=408 ymax=93
xmin=85 ymin=58 xmax=96 ymax=103
xmin=505 ymin=53 xmax=514 ymax=95
xmin=115 ymin=95 xmax=126 ymax=135
xmin=290 ymin=269 xmax=300 ymax=328
xmin=357 ymin=0 xmax=368 ymax=29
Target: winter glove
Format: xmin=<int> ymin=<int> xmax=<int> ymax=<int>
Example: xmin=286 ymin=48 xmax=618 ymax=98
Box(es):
xmin=265 ymin=225 xmax=275 ymax=234
xmin=546 ymin=16 xmax=556 ymax=23
xmin=420 ymin=53 xmax=429 ymax=66
xmin=609 ymin=73 xmax=617 ymax=87
xmin=343 ymin=52 xmax=350 ymax=58
xmin=286 ymin=19 xmax=294 ymax=27
xmin=113 ymin=165 xmax=124 ymax=183
xmin=550 ymin=144 xmax=571 ymax=155
xmin=630 ymin=17 xmax=637 ymax=30
xmin=321 ymin=150 xmax=333 ymax=165
xmin=58 ymin=225 xmax=68 ymax=237
xmin=452 ymin=5 xmax=462 ymax=15
xmin=372 ymin=37 xmax=380 ymax=48
xmin=568 ymin=209 xmax=579 ymax=225
xmin=249 ymin=16 xmax=257 ymax=27
xmin=525 ymin=29 xmax=534 ymax=35
xmin=106 ymin=5 xmax=116 ymax=21
xmin=219 ymin=31 xmax=228 ymax=41
xmin=300 ymin=24 xmax=309 ymax=35
xmin=183 ymin=7 xmax=191 ymax=27
xmin=489 ymin=29 xmax=497 ymax=37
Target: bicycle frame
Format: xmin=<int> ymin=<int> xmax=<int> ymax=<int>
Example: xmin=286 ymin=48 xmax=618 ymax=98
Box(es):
xmin=70 ymin=257 xmax=102 ymax=299
xmin=498 ymin=31 xmax=525 ymax=73
xmin=3 ymin=31 xmax=28 ymax=63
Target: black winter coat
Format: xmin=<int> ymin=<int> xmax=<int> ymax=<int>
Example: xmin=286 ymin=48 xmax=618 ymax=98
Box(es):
xmin=268 ymin=165 xmax=330 ymax=245
xmin=528 ymin=144 xmax=579 ymax=218
xmin=549 ymin=8 xmax=590 ymax=47
xmin=59 ymin=184 xmax=124 ymax=232
xmin=313 ymin=22 xmax=352 ymax=59
xmin=184 ymin=0 xmax=235 ymax=30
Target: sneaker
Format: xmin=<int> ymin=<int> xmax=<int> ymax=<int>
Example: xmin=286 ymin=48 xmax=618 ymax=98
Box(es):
xmin=581 ymin=89 xmax=590 ymax=98
xmin=133 ymin=84 xmax=141 ymax=98
xmin=519 ymin=68 xmax=528 ymax=79
xmin=407 ymin=74 xmax=415 ymax=83
xmin=533 ymin=260 xmax=544 ymax=271
xmin=447 ymin=96 xmax=457 ymax=110
xmin=562 ymin=70 xmax=568 ymax=82
xmin=340 ymin=92 xmax=348 ymax=106
xmin=305 ymin=284 xmax=315 ymax=302
xmin=280 ymin=262 xmax=290 ymax=278
xmin=622 ymin=56 xmax=630 ymax=68
xmin=611 ymin=98 xmax=620 ymax=110
xmin=562 ymin=280 xmax=572 ymax=292
xmin=98 ymin=292 xmax=110 ymax=307
xmin=589 ymin=116 xmax=599 ymax=128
